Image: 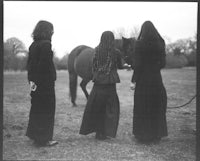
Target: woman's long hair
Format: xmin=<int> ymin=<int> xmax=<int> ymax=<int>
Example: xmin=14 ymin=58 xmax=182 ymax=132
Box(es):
xmin=32 ymin=20 xmax=54 ymax=41
xmin=93 ymin=31 xmax=116 ymax=75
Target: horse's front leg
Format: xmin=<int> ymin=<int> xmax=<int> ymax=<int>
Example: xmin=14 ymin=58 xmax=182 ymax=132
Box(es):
xmin=80 ymin=79 xmax=90 ymax=99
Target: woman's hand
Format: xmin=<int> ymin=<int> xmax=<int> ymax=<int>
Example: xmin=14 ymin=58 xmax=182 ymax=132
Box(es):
xmin=123 ymin=63 xmax=131 ymax=69
xmin=30 ymin=81 xmax=37 ymax=91
xmin=130 ymin=82 xmax=136 ymax=90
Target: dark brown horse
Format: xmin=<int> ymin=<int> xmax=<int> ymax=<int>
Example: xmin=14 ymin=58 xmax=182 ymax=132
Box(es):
xmin=67 ymin=37 xmax=136 ymax=106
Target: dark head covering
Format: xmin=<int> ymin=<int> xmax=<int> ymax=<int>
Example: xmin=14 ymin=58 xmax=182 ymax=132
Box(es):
xmin=136 ymin=21 xmax=165 ymax=57
xmin=133 ymin=21 xmax=166 ymax=68
xmin=32 ymin=20 xmax=54 ymax=41
xmin=138 ymin=21 xmax=164 ymax=43
xmin=93 ymin=31 xmax=116 ymax=75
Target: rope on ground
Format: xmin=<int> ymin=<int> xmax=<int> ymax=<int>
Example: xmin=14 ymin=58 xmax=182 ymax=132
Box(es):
xmin=167 ymin=94 xmax=196 ymax=109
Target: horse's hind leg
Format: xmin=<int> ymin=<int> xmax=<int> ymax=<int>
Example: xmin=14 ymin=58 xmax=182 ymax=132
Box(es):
xmin=80 ymin=79 xmax=90 ymax=99
xmin=69 ymin=72 xmax=78 ymax=107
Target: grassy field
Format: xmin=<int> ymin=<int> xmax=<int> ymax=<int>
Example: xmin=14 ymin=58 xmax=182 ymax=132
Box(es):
xmin=3 ymin=68 xmax=196 ymax=161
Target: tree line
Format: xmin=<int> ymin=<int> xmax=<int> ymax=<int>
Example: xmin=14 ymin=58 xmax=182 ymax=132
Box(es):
xmin=3 ymin=35 xmax=196 ymax=71
xmin=3 ymin=37 xmax=68 ymax=71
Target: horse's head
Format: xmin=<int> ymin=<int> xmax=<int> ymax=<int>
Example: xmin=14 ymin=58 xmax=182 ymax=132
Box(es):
xmin=121 ymin=37 xmax=136 ymax=67
xmin=114 ymin=37 xmax=136 ymax=68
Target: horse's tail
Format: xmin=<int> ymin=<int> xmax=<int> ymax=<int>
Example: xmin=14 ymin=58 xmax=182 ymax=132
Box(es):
xmin=67 ymin=45 xmax=89 ymax=106
xmin=68 ymin=71 xmax=78 ymax=106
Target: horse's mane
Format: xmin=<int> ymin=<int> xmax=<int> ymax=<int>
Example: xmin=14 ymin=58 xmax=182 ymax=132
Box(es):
xmin=114 ymin=39 xmax=123 ymax=51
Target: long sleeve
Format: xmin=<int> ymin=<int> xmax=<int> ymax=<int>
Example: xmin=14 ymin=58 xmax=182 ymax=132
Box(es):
xmin=37 ymin=42 xmax=56 ymax=84
xmin=158 ymin=48 xmax=166 ymax=69
xmin=131 ymin=42 xmax=142 ymax=83
xmin=27 ymin=45 xmax=39 ymax=83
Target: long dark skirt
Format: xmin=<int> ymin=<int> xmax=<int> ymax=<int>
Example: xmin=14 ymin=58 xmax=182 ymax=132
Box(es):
xmin=133 ymin=76 xmax=168 ymax=141
xmin=79 ymin=84 xmax=120 ymax=138
xmin=26 ymin=82 xmax=56 ymax=143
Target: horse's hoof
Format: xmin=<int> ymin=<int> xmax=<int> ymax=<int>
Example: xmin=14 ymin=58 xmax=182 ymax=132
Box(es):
xmin=72 ymin=103 xmax=77 ymax=107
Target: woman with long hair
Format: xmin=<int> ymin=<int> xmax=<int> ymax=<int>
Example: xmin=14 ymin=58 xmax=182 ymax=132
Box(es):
xmin=79 ymin=31 xmax=124 ymax=140
xmin=131 ymin=21 xmax=168 ymax=143
xmin=26 ymin=20 xmax=58 ymax=146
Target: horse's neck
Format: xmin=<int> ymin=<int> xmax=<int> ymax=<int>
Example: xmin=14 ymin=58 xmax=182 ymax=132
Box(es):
xmin=114 ymin=39 xmax=123 ymax=51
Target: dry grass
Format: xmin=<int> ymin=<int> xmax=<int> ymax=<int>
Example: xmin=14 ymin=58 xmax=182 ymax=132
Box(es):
xmin=3 ymin=68 xmax=196 ymax=161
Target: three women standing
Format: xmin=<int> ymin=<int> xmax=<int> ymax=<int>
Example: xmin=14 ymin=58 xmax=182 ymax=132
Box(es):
xmin=26 ymin=20 xmax=58 ymax=146
xmin=131 ymin=21 xmax=168 ymax=143
xmin=26 ymin=20 xmax=167 ymax=145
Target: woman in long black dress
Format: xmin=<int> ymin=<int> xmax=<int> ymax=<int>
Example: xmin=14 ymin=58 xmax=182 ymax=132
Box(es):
xmin=26 ymin=20 xmax=58 ymax=146
xmin=79 ymin=31 xmax=124 ymax=140
xmin=131 ymin=21 xmax=168 ymax=143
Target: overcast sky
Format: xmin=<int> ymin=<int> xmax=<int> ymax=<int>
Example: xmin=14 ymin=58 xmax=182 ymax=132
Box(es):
xmin=4 ymin=1 xmax=197 ymax=58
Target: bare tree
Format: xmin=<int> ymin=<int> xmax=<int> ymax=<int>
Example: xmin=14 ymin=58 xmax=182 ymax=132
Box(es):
xmin=4 ymin=37 xmax=28 ymax=70
xmin=129 ymin=26 xmax=140 ymax=38
xmin=5 ymin=37 xmax=27 ymax=55
xmin=113 ymin=27 xmax=126 ymax=39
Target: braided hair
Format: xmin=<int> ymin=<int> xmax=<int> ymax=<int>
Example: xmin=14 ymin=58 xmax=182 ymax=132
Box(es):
xmin=93 ymin=31 xmax=116 ymax=75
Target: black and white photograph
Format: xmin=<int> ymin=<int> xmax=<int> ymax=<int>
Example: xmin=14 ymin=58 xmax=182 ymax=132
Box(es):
xmin=3 ymin=1 xmax=199 ymax=161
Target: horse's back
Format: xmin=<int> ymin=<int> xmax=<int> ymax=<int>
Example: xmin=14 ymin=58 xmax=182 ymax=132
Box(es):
xmin=68 ymin=45 xmax=90 ymax=73
xmin=74 ymin=47 xmax=94 ymax=81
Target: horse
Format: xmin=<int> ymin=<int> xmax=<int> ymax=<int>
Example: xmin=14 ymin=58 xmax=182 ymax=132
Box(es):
xmin=67 ymin=37 xmax=136 ymax=106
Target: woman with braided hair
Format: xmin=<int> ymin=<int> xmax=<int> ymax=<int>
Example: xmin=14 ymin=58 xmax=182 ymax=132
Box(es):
xmin=79 ymin=31 xmax=124 ymax=140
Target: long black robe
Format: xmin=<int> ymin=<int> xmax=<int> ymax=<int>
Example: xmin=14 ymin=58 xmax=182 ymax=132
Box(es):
xmin=79 ymin=84 xmax=120 ymax=137
xmin=26 ymin=40 xmax=57 ymax=143
xmin=131 ymin=39 xmax=168 ymax=141
xmin=79 ymin=48 xmax=123 ymax=138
